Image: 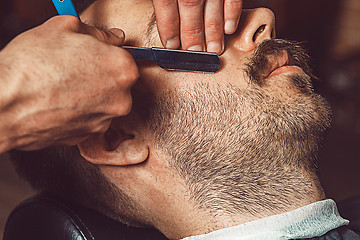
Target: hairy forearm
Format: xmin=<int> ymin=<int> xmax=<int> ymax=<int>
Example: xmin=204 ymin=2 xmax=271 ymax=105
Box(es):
xmin=0 ymin=48 xmax=56 ymax=153
xmin=0 ymin=54 xmax=23 ymax=153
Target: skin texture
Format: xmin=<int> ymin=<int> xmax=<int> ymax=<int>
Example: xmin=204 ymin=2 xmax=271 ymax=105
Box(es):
xmin=72 ymin=1 xmax=330 ymax=239
xmin=152 ymin=0 xmax=243 ymax=54
xmin=6 ymin=1 xmax=331 ymax=240
xmin=0 ymin=16 xmax=138 ymax=153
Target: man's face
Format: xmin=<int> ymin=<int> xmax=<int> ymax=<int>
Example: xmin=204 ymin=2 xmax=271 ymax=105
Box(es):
xmin=81 ymin=0 xmax=307 ymax=95
xmin=79 ymin=0 xmax=331 ymax=232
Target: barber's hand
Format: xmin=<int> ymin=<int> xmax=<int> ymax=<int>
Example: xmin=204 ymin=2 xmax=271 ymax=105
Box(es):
xmin=152 ymin=0 xmax=243 ymax=54
xmin=0 ymin=15 xmax=138 ymax=152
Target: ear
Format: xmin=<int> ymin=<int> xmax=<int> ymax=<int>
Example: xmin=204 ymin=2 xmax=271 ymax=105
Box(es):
xmin=77 ymin=119 xmax=149 ymax=166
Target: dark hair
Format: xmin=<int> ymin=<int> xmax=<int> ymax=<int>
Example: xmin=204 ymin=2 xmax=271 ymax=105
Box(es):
xmin=10 ymin=146 xmax=122 ymax=219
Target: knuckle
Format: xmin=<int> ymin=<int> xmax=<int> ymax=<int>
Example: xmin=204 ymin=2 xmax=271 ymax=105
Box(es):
xmin=108 ymin=95 xmax=133 ymax=116
xmin=119 ymin=61 xmax=139 ymax=85
xmin=121 ymin=53 xmax=140 ymax=82
xmin=88 ymin=125 xmax=102 ymax=134
xmin=87 ymin=119 xmax=108 ymax=134
xmin=101 ymin=51 xmax=138 ymax=116
xmin=179 ymin=0 xmax=203 ymax=7
xmin=206 ymin=20 xmax=223 ymax=34
xmin=109 ymin=62 xmax=137 ymax=116
xmin=182 ymin=25 xmax=203 ymax=38
xmin=154 ymin=0 xmax=174 ymax=7
xmin=49 ymin=15 xmax=81 ymax=30
xmin=119 ymin=97 xmax=133 ymax=115
xmin=105 ymin=50 xmax=138 ymax=83
xmin=95 ymin=121 xmax=111 ymax=133
xmin=225 ymin=0 xmax=242 ymax=9
xmin=225 ymin=0 xmax=243 ymax=9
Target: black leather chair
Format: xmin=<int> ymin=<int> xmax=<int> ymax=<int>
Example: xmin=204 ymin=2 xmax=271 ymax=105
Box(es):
xmin=5 ymin=193 xmax=360 ymax=239
xmin=338 ymin=195 xmax=360 ymax=234
xmin=3 ymin=193 xmax=168 ymax=240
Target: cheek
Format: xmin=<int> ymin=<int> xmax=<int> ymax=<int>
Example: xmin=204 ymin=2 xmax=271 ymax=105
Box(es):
xmin=217 ymin=50 xmax=253 ymax=88
xmin=99 ymin=165 xmax=147 ymax=201
xmin=100 ymin=166 xmax=131 ymax=188
xmin=136 ymin=48 xmax=251 ymax=96
xmin=137 ymin=64 xmax=199 ymax=94
xmin=147 ymin=31 xmax=164 ymax=48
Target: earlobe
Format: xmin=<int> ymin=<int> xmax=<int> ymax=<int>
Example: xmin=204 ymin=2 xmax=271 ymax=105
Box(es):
xmin=78 ymin=125 xmax=150 ymax=166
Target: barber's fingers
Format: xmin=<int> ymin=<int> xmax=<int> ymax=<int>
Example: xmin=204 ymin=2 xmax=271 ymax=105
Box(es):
xmin=204 ymin=0 xmax=224 ymax=54
xmin=178 ymin=0 xmax=206 ymax=51
xmin=47 ymin=16 xmax=126 ymax=47
xmin=153 ymin=0 xmax=181 ymax=49
xmin=80 ymin=23 xmax=126 ymax=46
xmin=224 ymin=0 xmax=242 ymax=34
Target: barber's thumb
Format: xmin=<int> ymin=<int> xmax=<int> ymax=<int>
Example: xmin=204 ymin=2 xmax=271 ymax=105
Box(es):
xmin=84 ymin=24 xmax=125 ymax=46
xmin=103 ymin=28 xmax=125 ymax=46
xmin=108 ymin=28 xmax=126 ymax=43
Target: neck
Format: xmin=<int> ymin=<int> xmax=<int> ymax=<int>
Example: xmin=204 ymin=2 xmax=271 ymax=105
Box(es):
xmin=150 ymin=172 xmax=325 ymax=240
xmin=128 ymin=153 xmax=325 ymax=239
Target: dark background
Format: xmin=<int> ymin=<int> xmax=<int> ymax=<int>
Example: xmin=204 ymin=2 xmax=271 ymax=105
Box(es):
xmin=1 ymin=0 xmax=359 ymax=237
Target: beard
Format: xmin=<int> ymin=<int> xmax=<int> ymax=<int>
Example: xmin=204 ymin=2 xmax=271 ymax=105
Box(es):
xmin=245 ymin=39 xmax=316 ymax=88
xmin=133 ymin=39 xmax=331 ymax=215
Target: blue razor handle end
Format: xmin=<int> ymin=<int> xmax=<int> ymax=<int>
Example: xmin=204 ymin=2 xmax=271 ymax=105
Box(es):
xmin=52 ymin=0 xmax=79 ymax=18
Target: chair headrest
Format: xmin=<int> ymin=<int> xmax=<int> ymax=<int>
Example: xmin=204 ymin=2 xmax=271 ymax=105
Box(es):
xmin=4 ymin=193 xmax=168 ymax=240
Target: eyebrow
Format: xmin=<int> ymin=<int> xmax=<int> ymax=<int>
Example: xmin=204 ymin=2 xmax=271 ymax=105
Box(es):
xmin=144 ymin=11 xmax=158 ymax=47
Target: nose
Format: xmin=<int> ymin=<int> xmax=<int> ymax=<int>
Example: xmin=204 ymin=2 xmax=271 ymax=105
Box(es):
xmin=228 ymin=8 xmax=275 ymax=52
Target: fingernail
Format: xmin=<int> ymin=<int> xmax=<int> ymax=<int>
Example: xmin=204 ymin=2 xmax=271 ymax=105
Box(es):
xmin=207 ymin=41 xmax=223 ymax=54
xmin=109 ymin=28 xmax=125 ymax=38
xmin=225 ymin=20 xmax=236 ymax=34
xmin=187 ymin=45 xmax=204 ymax=52
xmin=166 ymin=37 xmax=180 ymax=49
